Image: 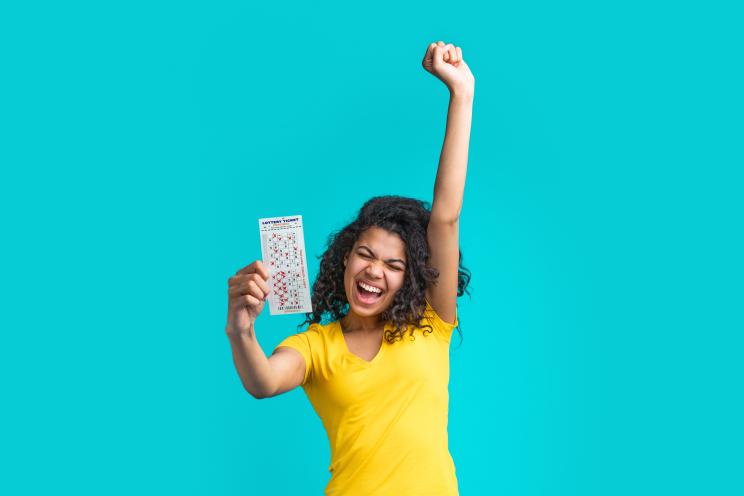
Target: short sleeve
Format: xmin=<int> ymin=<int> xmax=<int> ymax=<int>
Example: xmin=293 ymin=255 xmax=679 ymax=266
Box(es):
xmin=274 ymin=329 xmax=314 ymax=386
xmin=423 ymin=298 xmax=459 ymax=343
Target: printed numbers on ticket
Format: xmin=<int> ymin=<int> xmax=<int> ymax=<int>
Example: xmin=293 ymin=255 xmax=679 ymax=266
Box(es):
xmin=258 ymin=215 xmax=313 ymax=315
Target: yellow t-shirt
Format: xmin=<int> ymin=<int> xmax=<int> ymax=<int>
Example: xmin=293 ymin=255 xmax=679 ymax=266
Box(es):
xmin=274 ymin=299 xmax=460 ymax=496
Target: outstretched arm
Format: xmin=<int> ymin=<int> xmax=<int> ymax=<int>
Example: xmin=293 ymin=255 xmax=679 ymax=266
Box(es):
xmin=421 ymin=41 xmax=475 ymax=324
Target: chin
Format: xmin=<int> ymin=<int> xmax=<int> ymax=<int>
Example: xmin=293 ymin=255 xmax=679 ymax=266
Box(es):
xmin=350 ymin=306 xmax=378 ymax=317
xmin=347 ymin=299 xmax=381 ymax=316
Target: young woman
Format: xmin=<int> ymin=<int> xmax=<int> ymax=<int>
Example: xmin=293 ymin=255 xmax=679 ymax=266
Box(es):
xmin=226 ymin=40 xmax=475 ymax=495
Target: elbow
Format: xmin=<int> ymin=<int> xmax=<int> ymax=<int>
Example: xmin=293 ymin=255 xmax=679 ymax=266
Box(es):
xmin=247 ymin=385 xmax=275 ymax=400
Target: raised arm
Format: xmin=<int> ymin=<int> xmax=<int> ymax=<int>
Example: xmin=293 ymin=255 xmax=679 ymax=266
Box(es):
xmin=421 ymin=41 xmax=475 ymax=324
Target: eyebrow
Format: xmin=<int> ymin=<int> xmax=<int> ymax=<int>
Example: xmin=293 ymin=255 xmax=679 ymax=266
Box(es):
xmin=358 ymin=245 xmax=407 ymax=266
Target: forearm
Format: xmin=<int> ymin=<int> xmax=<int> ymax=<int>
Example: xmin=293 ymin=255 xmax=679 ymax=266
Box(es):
xmin=432 ymin=90 xmax=473 ymax=223
xmin=226 ymin=325 xmax=276 ymax=398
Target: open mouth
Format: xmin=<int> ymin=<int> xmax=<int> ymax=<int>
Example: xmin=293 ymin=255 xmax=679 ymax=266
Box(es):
xmin=355 ymin=280 xmax=384 ymax=305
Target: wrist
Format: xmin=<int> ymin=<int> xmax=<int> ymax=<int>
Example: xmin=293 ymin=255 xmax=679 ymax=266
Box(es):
xmin=226 ymin=322 xmax=256 ymax=340
xmin=449 ymin=84 xmax=474 ymax=101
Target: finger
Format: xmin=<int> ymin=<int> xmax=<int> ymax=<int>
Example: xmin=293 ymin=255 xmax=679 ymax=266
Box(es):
xmin=237 ymin=260 xmax=270 ymax=281
xmin=456 ymin=46 xmax=463 ymax=63
xmin=237 ymin=278 xmax=269 ymax=299
xmin=434 ymin=44 xmax=447 ymax=64
xmin=422 ymin=43 xmax=436 ymax=70
xmin=228 ymin=273 xmax=252 ymax=287
xmin=245 ymin=280 xmax=267 ymax=300
xmin=228 ymin=274 xmax=252 ymax=288
xmin=424 ymin=42 xmax=436 ymax=61
xmin=241 ymin=294 xmax=261 ymax=308
xmin=229 ymin=293 xmax=260 ymax=309
xmin=254 ymin=260 xmax=270 ymax=280
xmin=436 ymin=40 xmax=445 ymax=47
xmin=229 ymin=276 xmax=271 ymax=297
xmin=446 ymin=44 xmax=456 ymax=63
xmin=442 ymin=45 xmax=450 ymax=63
xmin=237 ymin=261 xmax=258 ymax=275
xmin=228 ymin=272 xmax=271 ymax=291
xmin=229 ymin=285 xmax=249 ymax=297
xmin=252 ymin=275 xmax=271 ymax=295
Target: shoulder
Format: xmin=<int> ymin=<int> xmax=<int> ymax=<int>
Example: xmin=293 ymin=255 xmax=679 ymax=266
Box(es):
xmin=306 ymin=321 xmax=333 ymax=338
xmin=273 ymin=322 xmax=335 ymax=384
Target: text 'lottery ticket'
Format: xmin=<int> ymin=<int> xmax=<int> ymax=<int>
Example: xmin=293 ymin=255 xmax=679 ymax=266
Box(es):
xmin=258 ymin=215 xmax=313 ymax=315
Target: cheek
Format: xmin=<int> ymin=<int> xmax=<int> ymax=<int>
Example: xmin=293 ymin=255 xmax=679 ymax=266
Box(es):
xmin=389 ymin=272 xmax=406 ymax=292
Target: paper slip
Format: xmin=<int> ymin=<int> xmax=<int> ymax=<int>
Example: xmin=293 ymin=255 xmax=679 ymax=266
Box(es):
xmin=258 ymin=215 xmax=313 ymax=315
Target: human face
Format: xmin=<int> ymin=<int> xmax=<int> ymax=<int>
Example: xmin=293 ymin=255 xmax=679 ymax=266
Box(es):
xmin=343 ymin=227 xmax=407 ymax=317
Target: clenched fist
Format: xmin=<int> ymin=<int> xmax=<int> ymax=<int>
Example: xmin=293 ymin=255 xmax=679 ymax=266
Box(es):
xmin=422 ymin=41 xmax=475 ymax=95
xmin=226 ymin=260 xmax=272 ymax=336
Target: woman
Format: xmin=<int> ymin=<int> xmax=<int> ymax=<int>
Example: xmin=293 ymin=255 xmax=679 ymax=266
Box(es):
xmin=226 ymin=40 xmax=475 ymax=495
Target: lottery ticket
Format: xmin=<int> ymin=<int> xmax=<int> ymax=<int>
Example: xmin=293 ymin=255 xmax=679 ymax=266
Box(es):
xmin=258 ymin=215 xmax=313 ymax=315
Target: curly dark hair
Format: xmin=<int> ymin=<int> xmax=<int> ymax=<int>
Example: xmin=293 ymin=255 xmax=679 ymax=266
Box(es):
xmin=297 ymin=195 xmax=471 ymax=346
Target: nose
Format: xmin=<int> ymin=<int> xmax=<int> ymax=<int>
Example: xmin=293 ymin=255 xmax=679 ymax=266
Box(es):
xmin=365 ymin=260 xmax=384 ymax=279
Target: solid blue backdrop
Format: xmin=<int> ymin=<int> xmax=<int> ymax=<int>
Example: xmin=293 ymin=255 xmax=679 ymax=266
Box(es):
xmin=1 ymin=1 xmax=742 ymax=494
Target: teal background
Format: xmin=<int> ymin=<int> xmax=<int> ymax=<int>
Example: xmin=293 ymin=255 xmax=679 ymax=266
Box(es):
xmin=2 ymin=1 xmax=742 ymax=494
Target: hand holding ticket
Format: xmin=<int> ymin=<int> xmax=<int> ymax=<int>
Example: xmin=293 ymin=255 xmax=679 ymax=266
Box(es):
xmin=258 ymin=215 xmax=313 ymax=315
xmin=226 ymin=260 xmax=271 ymax=336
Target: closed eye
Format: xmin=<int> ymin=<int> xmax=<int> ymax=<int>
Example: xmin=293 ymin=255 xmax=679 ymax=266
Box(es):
xmin=357 ymin=249 xmax=405 ymax=271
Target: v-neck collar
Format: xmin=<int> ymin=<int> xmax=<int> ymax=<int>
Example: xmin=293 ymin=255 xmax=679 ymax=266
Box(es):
xmin=335 ymin=320 xmax=389 ymax=366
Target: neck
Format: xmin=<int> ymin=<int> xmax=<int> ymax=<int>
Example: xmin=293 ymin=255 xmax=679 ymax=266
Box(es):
xmin=341 ymin=310 xmax=383 ymax=333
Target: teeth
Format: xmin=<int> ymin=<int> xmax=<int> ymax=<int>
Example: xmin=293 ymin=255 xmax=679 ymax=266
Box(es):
xmin=359 ymin=281 xmax=382 ymax=294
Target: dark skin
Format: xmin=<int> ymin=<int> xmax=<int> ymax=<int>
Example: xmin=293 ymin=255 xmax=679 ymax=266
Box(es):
xmin=339 ymin=40 xmax=474 ymax=359
xmin=225 ymin=40 xmax=473 ymax=394
xmin=339 ymin=226 xmax=407 ymax=360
